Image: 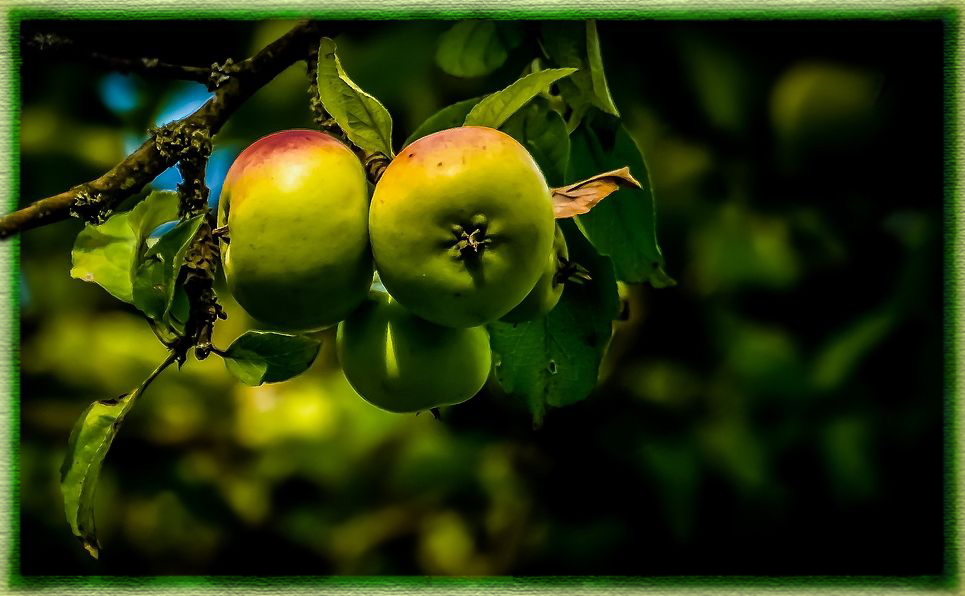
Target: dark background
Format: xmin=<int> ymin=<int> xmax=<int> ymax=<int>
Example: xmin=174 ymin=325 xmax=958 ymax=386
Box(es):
xmin=16 ymin=18 xmax=949 ymax=576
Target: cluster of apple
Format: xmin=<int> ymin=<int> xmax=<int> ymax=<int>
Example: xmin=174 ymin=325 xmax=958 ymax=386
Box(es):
xmin=217 ymin=126 xmax=571 ymax=413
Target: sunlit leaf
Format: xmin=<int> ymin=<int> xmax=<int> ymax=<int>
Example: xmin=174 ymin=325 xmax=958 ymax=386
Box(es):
xmin=488 ymin=219 xmax=619 ymax=425
xmin=222 ymin=331 xmax=322 ymax=386
xmin=499 ymin=97 xmax=570 ymax=186
xmin=551 ymin=166 xmax=641 ymax=218
xmin=69 ymin=216 xmax=138 ymax=303
xmin=568 ymin=119 xmax=673 ymax=287
xmin=70 ymin=191 xmax=180 ymax=303
xmin=405 ymin=97 xmax=482 ymax=147
xmin=464 ymin=68 xmax=577 ymax=129
xmin=436 ymin=20 xmax=522 ymax=77
xmin=316 ymin=37 xmax=395 ymax=157
xmin=132 ymin=215 xmax=204 ymax=321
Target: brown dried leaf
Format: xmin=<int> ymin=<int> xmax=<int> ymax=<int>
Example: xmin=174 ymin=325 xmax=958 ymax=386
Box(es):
xmin=551 ymin=167 xmax=642 ymax=218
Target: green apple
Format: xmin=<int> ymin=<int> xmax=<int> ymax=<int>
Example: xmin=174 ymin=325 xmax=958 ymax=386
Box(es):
xmin=501 ymin=223 xmax=568 ymax=323
xmin=369 ymin=126 xmax=555 ymax=328
xmin=218 ymin=129 xmax=372 ymax=330
xmin=336 ymin=293 xmax=492 ymax=413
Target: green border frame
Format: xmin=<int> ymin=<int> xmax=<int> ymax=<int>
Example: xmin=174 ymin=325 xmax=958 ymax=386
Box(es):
xmin=1 ymin=1 xmax=960 ymax=593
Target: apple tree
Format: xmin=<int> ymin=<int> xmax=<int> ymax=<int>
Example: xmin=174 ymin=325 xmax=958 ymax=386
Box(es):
xmin=6 ymin=19 xmax=672 ymax=558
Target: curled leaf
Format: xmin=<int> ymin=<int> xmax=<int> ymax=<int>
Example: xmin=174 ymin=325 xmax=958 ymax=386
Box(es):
xmin=131 ymin=215 xmax=205 ymax=321
xmin=551 ymin=166 xmax=641 ymax=218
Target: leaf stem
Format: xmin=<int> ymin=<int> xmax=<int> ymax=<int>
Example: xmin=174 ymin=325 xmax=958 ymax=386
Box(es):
xmin=137 ymin=351 xmax=179 ymax=396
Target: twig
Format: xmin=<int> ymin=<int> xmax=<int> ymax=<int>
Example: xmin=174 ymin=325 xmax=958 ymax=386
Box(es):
xmin=24 ymin=32 xmax=213 ymax=85
xmin=0 ymin=20 xmax=324 ymax=240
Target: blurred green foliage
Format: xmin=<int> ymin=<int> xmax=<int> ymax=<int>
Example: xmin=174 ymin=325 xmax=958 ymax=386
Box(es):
xmin=17 ymin=19 xmax=946 ymax=576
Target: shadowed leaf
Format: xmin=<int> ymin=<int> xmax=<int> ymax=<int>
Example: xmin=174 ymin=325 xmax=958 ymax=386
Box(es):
xmin=499 ymin=97 xmax=570 ymax=186
xmin=436 ymin=20 xmax=522 ymax=77
xmin=540 ymin=21 xmax=620 ymax=131
xmin=223 ymin=331 xmax=322 ymax=386
xmin=132 ymin=215 xmax=204 ymax=321
xmin=488 ymin=219 xmax=619 ymax=426
xmin=568 ymin=119 xmax=673 ymax=286
xmin=405 ymin=97 xmax=482 ymax=147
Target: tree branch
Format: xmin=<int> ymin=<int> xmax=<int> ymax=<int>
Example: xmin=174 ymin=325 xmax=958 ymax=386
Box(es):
xmin=24 ymin=32 xmax=213 ymax=85
xmin=0 ymin=20 xmax=324 ymax=240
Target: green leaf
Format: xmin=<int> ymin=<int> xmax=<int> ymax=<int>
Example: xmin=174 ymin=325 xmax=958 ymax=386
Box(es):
xmin=464 ymin=67 xmax=577 ymax=129
xmin=167 ymin=285 xmax=191 ymax=335
xmin=222 ymin=331 xmax=322 ymax=386
xmin=436 ymin=20 xmax=522 ymax=77
xmin=69 ymin=216 xmax=139 ymax=303
xmin=70 ymin=191 xmax=180 ymax=303
xmin=131 ymin=215 xmax=204 ymax=321
xmin=540 ymin=21 xmax=620 ymax=129
xmin=316 ymin=37 xmax=395 ymax=157
xmin=488 ymin=219 xmax=619 ymax=425
xmin=585 ymin=21 xmax=620 ymax=116
xmin=60 ymin=390 xmax=139 ymax=558
xmin=405 ymin=97 xmax=482 ymax=147
xmin=499 ymin=96 xmax=570 ymax=186
xmin=568 ymin=119 xmax=672 ymax=286
xmin=127 ymin=191 xmax=181 ymax=243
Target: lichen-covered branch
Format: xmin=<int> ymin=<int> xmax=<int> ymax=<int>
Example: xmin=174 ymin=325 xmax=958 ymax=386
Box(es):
xmin=0 ymin=20 xmax=324 ymax=240
xmin=173 ymin=148 xmax=224 ymax=363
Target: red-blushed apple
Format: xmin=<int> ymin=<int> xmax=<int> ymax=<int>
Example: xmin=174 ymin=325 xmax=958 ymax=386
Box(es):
xmin=218 ymin=129 xmax=372 ymax=330
xmin=369 ymin=126 xmax=555 ymax=328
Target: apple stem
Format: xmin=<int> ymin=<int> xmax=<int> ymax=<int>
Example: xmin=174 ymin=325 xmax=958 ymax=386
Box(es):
xmin=212 ymin=225 xmax=230 ymax=244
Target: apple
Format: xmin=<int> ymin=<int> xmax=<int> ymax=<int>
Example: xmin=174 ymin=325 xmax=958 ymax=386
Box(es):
xmin=500 ymin=223 xmax=568 ymax=323
xmin=336 ymin=292 xmax=492 ymax=413
xmin=368 ymin=126 xmax=555 ymax=328
xmin=218 ymin=129 xmax=372 ymax=330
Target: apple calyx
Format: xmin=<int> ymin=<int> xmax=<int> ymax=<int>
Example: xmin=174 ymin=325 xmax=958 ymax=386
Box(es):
xmin=450 ymin=215 xmax=492 ymax=262
xmin=555 ymin=257 xmax=592 ymax=286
